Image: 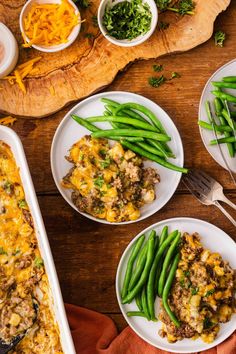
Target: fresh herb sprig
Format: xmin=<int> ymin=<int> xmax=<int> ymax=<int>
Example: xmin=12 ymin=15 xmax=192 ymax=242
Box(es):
xmin=103 ymin=0 xmax=152 ymax=41
xmin=167 ymin=0 xmax=195 ymax=15
xmin=214 ymin=30 xmax=226 ymax=47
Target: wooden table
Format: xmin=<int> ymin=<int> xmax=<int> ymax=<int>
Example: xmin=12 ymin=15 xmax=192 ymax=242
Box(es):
xmin=3 ymin=1 xmax=236 ymax=333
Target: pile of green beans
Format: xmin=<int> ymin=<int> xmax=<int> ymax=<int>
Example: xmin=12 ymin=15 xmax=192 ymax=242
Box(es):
xmin=71 ymin=98 xmax=188 ymax=173
xmin=121 ymin=226 xmax=181 ymax=327
xmin=198 ymin=76 xmax=236 ymax=157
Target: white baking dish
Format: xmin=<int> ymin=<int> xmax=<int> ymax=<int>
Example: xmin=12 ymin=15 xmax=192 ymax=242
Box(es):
xmin=0 ymin=125 xmax=76 ymax=354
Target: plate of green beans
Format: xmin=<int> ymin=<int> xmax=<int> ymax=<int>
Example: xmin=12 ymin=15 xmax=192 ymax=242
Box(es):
xmin=51 ymin=91 xmax=186 ymax=224
xmin=199 ymin=59 xmax=236 ymax=172
xmin=116 ymin=217 xmax=236 ymax=352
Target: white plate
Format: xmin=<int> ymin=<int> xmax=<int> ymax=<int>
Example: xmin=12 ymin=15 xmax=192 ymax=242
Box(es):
xmin=51 ymin=91 xmax=184 ymax=224
xmin=199 ymin=59 xmax=236 ymax=172
xmin=116 ymin=217 xmax=236 ymax=353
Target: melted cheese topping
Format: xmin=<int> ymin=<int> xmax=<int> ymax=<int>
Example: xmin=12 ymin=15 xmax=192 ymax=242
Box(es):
xmin=0 ymin=142 xmax=63 ymax=353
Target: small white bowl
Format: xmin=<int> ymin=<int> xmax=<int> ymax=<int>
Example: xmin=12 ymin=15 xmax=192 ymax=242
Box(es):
xmin=19 ymin=0 xmax=81 ymax=53
xmin=98 ymin=0 xmax=158 ymax=47
xmin=0 ymin=23 xmax=19 ymax=79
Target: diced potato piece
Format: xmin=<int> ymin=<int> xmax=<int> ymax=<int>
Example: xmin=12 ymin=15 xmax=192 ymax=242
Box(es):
xmin=9 ymin=313 xmax=21 ymax=326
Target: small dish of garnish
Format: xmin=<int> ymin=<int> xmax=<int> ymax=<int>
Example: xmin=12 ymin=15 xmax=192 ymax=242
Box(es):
xmin=98 ymin=0 xmax=158 ymax=47
xmin=19 ymin=0 xmax=81 ymax=53
xmin=0 ymin=23 xmax=19 ymax=79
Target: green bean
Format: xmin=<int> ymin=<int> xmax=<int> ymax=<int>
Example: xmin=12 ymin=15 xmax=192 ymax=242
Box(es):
xmin=159 ymin=226 xmax=168 ymax=247
xmin=86 ymin=116 xmax=159 ymax=132
xmin=210 ymin=136 xmax=236 ymax=145
xmin=129 ymin=242 xmax=148 ymax=291
xmin=221 ymin=109 xmax=236 ymax=130
xmin=141 ymin=286 xmax=151 ymax=320
xmin=162 ymin=253 xmax=181 ymax=327
xmin=126 ymin=311 xmax=147 ymax=318
xmin=121 ymin=140 xmax=188 ymax=174
xmin=148 ymin=139 xmax=174 ymax=158
xmin=92 ymin=129 xmax=171 ymax=142
xmin=101 ymin=98 xmax=147 ymax=121
xmin=72 ymin=114 xmax=100 ymax=132
xmin=146 ymin=230 xmax=179 ymax=321
xmin=222 ymin=76 xmax=236 ymax=83
xmin=198 ymin=120 xmax=232 ymax=132
xmin=212 ymin=81 xmax=236 ymax=89
xmin=158 ymin=232 xmax=181 ymax=297
xmin=212 ymin=90 xmax=236 ymax=104
xmin=115 ymin=103 xmax=167 ymax=134
xmin=136 ymin=142 xmax=166 ymax=158
xmin=135 ymin=293 xmax=143 ymax=312
xmin=214 ymin=97 xmax=223 ymax=116
xmin=122 ymin=231 xmax=156 ymax=304
xmin=121 ymin=235 xmax=145 ymax=300
xmin=123 ymin=137 xmax=145 ymax=142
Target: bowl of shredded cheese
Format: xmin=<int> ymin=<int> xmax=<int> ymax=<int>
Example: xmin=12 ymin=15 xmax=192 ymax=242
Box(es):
xmin=19 ymin=0 xmax=81 ymax=53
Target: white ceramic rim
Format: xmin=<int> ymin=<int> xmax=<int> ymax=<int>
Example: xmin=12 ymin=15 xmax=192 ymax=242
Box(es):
xmin=116 ymin=217 xmax=236 ymax=353
xmin=97 ymin=0 xmax=158 ymax=47
xmin=50 ymin=91 xmax=184 ymax=225
xmin=19 ymin=0 xmax=81 ymax=53
xmin=198 ymin=58 xmax=236 ymax=171
xmin=0 ymin=23 xmax=18 ymax=77
xmin=0 ymin=125 xmax=76 ymax=354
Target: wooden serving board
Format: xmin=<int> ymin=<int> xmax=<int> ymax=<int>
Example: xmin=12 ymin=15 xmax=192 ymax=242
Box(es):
xmin=0 ymin=0 xmax=231 ymax=118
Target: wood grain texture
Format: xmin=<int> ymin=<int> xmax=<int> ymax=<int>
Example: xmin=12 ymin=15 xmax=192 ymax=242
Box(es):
xmin=0 ymin=0 xmax=231 ymax=117
xmin=0 ymin=1 xmax=236 ymax=335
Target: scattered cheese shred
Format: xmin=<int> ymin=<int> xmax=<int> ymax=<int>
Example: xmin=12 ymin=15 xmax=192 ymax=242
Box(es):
xmin=0 ymin=116 xmax=17 ymax=126
xmin=3 ymin=57 xmax=41 ymax=94
xmin=22 ymin=0 xmax=79 ymax=47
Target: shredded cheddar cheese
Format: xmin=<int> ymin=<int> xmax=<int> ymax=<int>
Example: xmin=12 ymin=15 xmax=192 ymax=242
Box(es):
xmin=22 ymin=0 xmax=79 ymax=47
xmin=0 ymin=116 xmax=16 ymax=126
xmin=4 ymin=57 xmax=41 ymax=94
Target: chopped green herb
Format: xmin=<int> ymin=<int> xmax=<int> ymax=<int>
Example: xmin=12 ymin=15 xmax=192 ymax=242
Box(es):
xmin=0 ymin=247 xmax=7 ymax=255
xmin=100 ymin=158 xmax=111 ymax=169
xmin=171 ymin=71 xmax=181 ymax=79
xmin=203 ymin=317 xmax=214 ymax=329
xmin=94 ymin=205 xmax=105 ymax=214
xmin=159 ymin=21 xmax=169 ymax=30
xmin=13 ymin=249 xmax=21 ymax=256
xmin=84 ymin=33 xmax=94 ymax=39
xmin=156 ymin=0 xmax=171 ymax=11
xmin=3 ymin=181 xmax=13 ymax=194
xmin=214 ymin=30 xmax=226 ymax=47
xmin=184 ymin=270 xmax=190 ymax=277
xmin=74 ymin=0 xmax=91 ymax=9
xmin=191 ymin=286 xmax=199 ymax=295
xmin=92 ymin=15 xmax=98 ymax=27
xmin=148 ymin=75 xmax=167 ymax=88
xmin=205 ymin=289 xmax=215 ymax=297
xmin=153 ymin=64 xmax=163 ymax=72
xmin=167 ymin=0 xmax=195 ymax=15
xmin=18 ymin=200 xmax=27 ymax=209
xmin=99 ymin=149 xmax=107 ymax=157
xmin=94 ymin=175 xmax=104 ymax=188
xmin=34 ymin=257 xmax=44 ymax=268
xmin=179 ymin=278 xmax=185 ymax=288
xmin=102 ymin=0 xmax=152 ymax=40
xmin=79 ymin=152 xmax=84 ymax=161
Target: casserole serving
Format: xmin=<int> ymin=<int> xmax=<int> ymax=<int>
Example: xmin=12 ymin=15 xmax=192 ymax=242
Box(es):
xmin=0 ymin=126 xmax=75 ymax=354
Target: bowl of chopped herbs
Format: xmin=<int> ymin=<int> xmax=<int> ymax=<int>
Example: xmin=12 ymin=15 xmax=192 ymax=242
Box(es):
xmin=98 ymin=0 xmax=158 ymax=47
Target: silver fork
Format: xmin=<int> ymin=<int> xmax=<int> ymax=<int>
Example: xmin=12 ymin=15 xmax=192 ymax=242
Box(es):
xmin=183 ymin=169 xmax=236 ymax=227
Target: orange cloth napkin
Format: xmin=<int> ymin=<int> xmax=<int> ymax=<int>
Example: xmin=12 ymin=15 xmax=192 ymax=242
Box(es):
xmin=65 ymin=304 xmax=236 ymax=354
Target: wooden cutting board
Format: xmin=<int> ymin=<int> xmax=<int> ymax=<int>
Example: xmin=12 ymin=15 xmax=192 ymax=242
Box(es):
xmin=0 ymin=0 xmax=231 ymax=118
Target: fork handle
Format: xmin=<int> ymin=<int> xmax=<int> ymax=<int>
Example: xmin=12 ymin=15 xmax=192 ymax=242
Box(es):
xmin=215 ymin=201 xmax=236 ymax=227
xmin=217 ymin=195 xmax=236 ymax=211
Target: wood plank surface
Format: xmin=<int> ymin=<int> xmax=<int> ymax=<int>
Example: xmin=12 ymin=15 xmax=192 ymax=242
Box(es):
xmin=1 ymin=0 xmax=236 ymax=335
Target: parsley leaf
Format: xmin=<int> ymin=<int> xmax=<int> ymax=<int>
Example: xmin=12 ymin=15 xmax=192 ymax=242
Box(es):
xmin=73 ymin=0 xmax=90 ymax=9
xmin=103 ymin=0 xmax=152 ymax=40
xmin=153 ymin=64 xmax=163 ymax=72
xmin=167 ymin=0 xmax=195 ymax=15
xmin=148 ymin=75 xmax=167 ymax=88
xmin=18 ymin=199 xmax=27 ymax=209
xmin=156 ymin=0 xmax=172 ymax=11
xmin=100 ymin=158 xmax=111 ymax=169
xmin=94 ymin=175 xmax=104 ymax=189
xmin=34 ymin=257 xmax=44 ymax=268
xmin=191 ymin=286 xmax=199 ymax=295
xmin=205 ymin=289 xmax=215 ymax=297
xmin=0 ymin=247 xmax=7 ymax=255
xmin=203 ymin=317 xmax=214 ymax=329
xmin=171 ymin=72 xmax=181 ymax=79
xmin=214 ymin=30 xmax=226 ymax=47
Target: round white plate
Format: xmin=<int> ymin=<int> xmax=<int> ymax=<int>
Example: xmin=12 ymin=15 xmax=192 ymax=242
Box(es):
xmin=51 ymin=91 xmax=184 ymax=224
xmin=199 ymin=59 xmax=236 ymax=173
xmin=116 ymin=217 xmax=236 ymax=353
